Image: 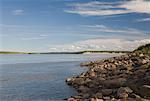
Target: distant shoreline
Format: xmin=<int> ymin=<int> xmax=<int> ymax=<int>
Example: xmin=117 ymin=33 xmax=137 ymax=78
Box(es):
xmin=0 ymin=51 xmax=131 ymax=54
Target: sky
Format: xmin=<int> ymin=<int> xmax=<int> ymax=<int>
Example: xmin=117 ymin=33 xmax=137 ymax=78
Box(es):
xmin=0 ymin=0 xmax=150 ymax=52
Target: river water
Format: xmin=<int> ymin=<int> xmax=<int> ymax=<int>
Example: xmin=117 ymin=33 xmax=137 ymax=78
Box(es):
xmin=0 ymin=53 xmax=120 ymax=101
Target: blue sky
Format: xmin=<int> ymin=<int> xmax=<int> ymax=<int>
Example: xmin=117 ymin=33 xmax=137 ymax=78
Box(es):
xmin=1 ymin=0 xmax=150 ymax=52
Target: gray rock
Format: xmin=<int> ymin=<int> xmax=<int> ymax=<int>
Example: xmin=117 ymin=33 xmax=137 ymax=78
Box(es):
xmin=66 ymin=53 xmax=150 ymax=100
xmin=67 ymin=97 xmax=76 ymax=101
xmin=101 ymin=89 xmax=113 ymax=96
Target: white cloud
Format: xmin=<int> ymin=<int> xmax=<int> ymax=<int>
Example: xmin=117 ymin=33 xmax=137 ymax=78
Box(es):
xmin=83 ymin=24 xmax=148 ymax=37
xmin=119 ymin=0 xmax=150 ymax=14
xmin=49 ymin=38 xmax=150 ymax=52
xmin=12 ymin=9 xmax=24 ymax=15
xmin=136 ymin=18 xmax=150 ymax=22
xmin=21 ymin=37 xmax=46 ymax=40
xmin=65 ymin=0 xmax=150 ymax=16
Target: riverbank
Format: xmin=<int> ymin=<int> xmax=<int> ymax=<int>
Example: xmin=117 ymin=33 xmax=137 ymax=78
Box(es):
xmin=66 ymin=53 xmax=150 ymax=101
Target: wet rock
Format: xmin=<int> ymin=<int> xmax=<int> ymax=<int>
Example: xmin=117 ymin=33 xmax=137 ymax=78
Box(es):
xmin=66 ymin=78 xmax=74 ymax=85
xmin=67 ymin=98 xmax=76 ymax=101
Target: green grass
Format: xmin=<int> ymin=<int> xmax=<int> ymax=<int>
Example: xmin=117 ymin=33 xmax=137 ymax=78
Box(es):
xmin=134 ymin=43 xmax=150 ymax=54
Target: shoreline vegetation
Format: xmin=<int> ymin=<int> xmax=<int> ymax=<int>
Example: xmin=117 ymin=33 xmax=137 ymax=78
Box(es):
xmin=65 ymin=44 xmax=150 ymax=101
xmin=0 ymin=50 xmax=131 ymax=54
xmin=133 ymin=43 xmax=150 ymax=54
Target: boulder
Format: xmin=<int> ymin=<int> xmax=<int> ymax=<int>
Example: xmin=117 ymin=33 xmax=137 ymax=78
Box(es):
xmin=139 ymin=85 xmax=150 ymax=98
xmin=67 ymin=98 xmax=76 ymax=101
xmin=95 ymin=93 xmax=103 ymax=99
xmin=117 ymin=87 xmax=133 ymax=99
xmin=73 ymin=78 xmax=85 ymax=85
xmin=103 ymin=96 xmax=110 ymax=100
xmin=78 ymin=86 xmax=90 ymax=93
xmin=101 ymin=89 xmax=113 ymax=96
xmin=95 ymin=98 xmax=104 ymax=101
xmin=102 ymin=78 xmax=127 ymax=88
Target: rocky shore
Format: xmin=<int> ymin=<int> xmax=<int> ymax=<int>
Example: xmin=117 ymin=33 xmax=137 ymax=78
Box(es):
xmin=66 ymin=53 xmax=150 ymax=101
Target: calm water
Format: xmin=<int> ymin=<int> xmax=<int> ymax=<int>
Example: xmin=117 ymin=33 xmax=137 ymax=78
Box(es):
xmin=0 ymin=53 xmax=120 ymax=101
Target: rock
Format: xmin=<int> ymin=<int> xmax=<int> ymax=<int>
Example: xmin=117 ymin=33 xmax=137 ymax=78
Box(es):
xmin=117 ymin=87 xmax=129 ymax=99
xmin=103 ymin=96 xmax=110 ymax=100
xmin=78 ymin=86 xmax=90 ymax=93
xmin=73 ymin=95 xmax=82 ymax=99
xmin=118 ymin=92 xmax=128 ymax=99
xmin=66 ymin=78 xmax=72 ymax=82
xmin=142 ymin=59 xmax=147 ymax=64
xmin=80 ymin=72 xmax=86 ymax=78
xmin=84 ymin=78 xmax=92 ymax=83
xmin=82 ymin=93 xmax=90 ymax=99
xmin=95 ymin=93 xmax=103 ymax=99
xmin=80 ymin=61 xmax=94 ymax=67
xmin=101 ymin=89 xmax=113 ymax=96
xmin=90 ymin=71 xmax=96 ymax=77
xmin=110 ymin=97 xmax=118 ymax=101
xmin=139 ymin=85 xmax=150 ymax=98
xmin=133 ymin=94 xmax=150 ymax=101
xmin=90 ymin=98 xmax=95 ymax=101
xmin=67 ymin=98 xmax=76 ymax=101
xmin=66 ymin=78 xmax=74 ymax=85
xmin=95 ymin=98 xmax=104 ymax=101
xmin=66 ymin=53 xmax=150 ymax=100
xmin=121 ymin=87 xmax=133 ymax=93
xmin=139 ymin=54 xmax=144 ymax=57
xmin=102 ymin=78 xmax=127 ymax=88
xmin=73 ymin=78 xmax=85 ymax=85
xmin=127 ymin=97 xmax=137 ymax=101
xmin=134 ymin=94 xmax=143 ymax=101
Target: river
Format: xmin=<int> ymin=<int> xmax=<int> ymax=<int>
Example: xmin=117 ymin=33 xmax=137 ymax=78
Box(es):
xmin=0 ymin=53 xmax=120 ymax=101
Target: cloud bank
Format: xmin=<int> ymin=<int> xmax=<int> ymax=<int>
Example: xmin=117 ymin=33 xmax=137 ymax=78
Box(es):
xmin=49 ymin=38 xmax=150 ymax=52
xmin=65 ymin=0 xmax=150 ymax=16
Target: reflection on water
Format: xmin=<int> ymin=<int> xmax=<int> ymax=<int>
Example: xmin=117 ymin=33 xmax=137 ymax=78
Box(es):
xmin=0 ymin=54 xmax=120 ymax=101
